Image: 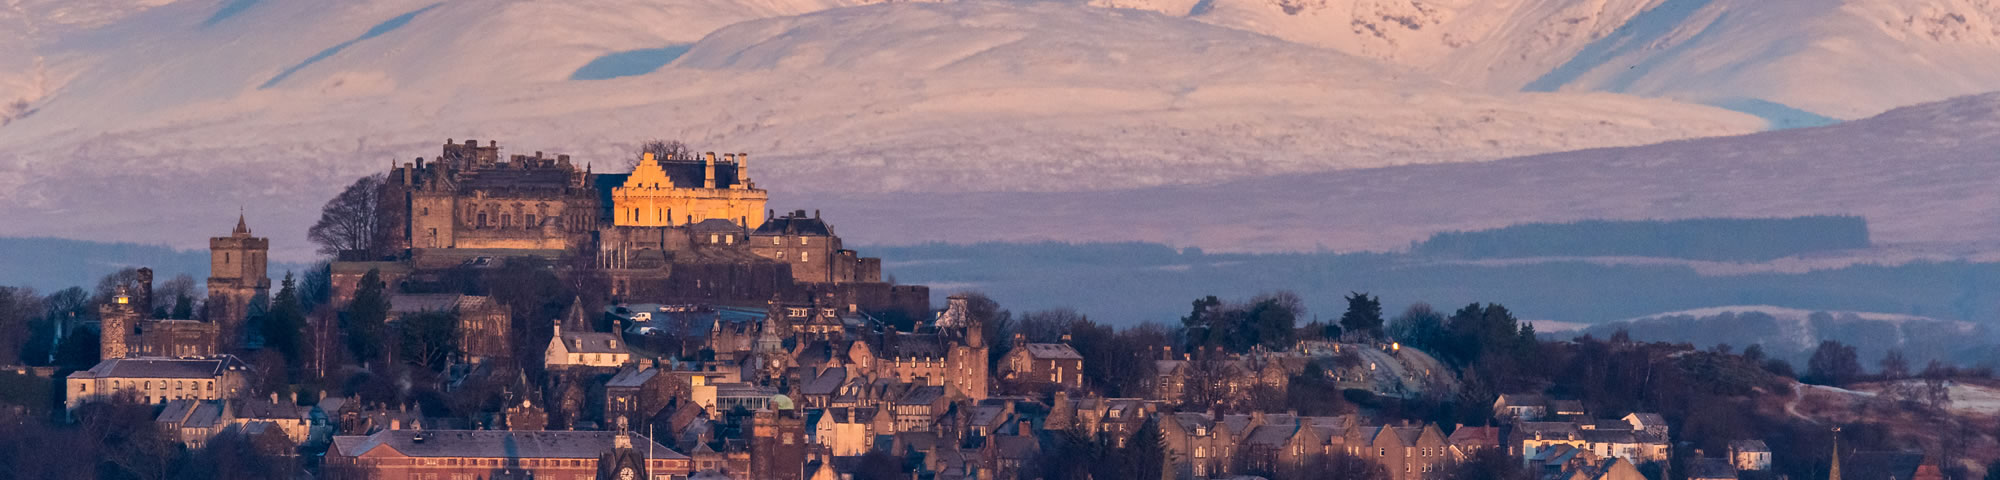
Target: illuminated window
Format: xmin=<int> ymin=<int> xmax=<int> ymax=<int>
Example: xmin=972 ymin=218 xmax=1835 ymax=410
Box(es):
xmin=772 ymin=236 xmax=781 ymax=245
xmin=801 ymin=252 xmax=809 ymax=263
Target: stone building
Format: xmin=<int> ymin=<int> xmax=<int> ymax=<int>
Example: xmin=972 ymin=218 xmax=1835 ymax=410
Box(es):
xmin=385 ymin=139 xmax=602 ymax=252
xmin=752 ymin=404 xmax=808 ymax=480
xmin=65 ymin=356 xmax=252 ymax=410
xmin=610 ymin=151 xmax=767 ymax=228
xmin=998 ymin=338 xmax=1085 ymax=394
xmin=324 ymin=429 xmax=691 ymax=480
xmin=100 ymin=281 xmax=219 ymax=361
xmin=205 ymin=215 xmax=269 ymax=345
xmin=388 ymin=293 xmax=512 ymax=364
xmin=749 ymin=210 xmax=880 ymax=285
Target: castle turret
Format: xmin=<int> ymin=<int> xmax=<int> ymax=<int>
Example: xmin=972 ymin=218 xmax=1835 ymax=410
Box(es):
xmin=99 ymin=285 xmax=139 ymax=360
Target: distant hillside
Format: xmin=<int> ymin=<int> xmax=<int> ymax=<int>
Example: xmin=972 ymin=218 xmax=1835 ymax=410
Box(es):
xmin=1411 ymin=216 xmax=1869 ymax=261
xmin=1575 ymin=306 xmax=1996 ymax=368
xmin=0 ymin=237 xmax=309 ymax=293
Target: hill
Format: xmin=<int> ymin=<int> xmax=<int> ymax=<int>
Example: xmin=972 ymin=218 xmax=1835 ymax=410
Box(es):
xmin=0 ymin=0 xmax=1761 ymax=259
xmin=1577 ymin=306 xmax=1993 ymax=367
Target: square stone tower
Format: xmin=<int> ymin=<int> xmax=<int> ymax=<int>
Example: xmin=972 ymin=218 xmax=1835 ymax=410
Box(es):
xmin=207 ymin=214 xmax=270 ymax=346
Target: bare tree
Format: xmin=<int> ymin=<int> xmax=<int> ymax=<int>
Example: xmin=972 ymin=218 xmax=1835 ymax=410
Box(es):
xmin=631 ymin=139 xmax=694 ymax=170
xmin=309 ymin=173 xmax=387 ymax=258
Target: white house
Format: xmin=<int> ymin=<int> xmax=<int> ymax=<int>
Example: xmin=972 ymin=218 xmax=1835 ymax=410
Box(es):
xmin=545 ymin=325 xmax=632 ymax=368
xmin=1730 ymin=440 xmax=1772 ymax=471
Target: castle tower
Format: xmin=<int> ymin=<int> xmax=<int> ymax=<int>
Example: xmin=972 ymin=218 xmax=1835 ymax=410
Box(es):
xmin=99 ymin=285 xmax=140 ymax=359
xmin=207 ymin=214 xmax=270 ymax=346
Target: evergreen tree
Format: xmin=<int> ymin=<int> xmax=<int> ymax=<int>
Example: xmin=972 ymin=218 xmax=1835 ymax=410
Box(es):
xmin=398 ymin=310 xmax=459 ymax=372
xmin=261 ymin=272 xmax=306 ymax=377
xmin=1124 ymin=418 xmax=1166 ymax=480
xmin=343 ymin=269 xmax=391 ymax=366
xmin=170 ymin=294 xmax=194 ymax=320
xmin=1806 ymin=340 xmax=1862 ymax=386
xmin=1338 ymin=292 xmax=1384 ymax=340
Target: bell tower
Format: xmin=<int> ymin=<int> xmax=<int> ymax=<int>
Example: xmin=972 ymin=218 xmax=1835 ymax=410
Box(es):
xmin=207 ymin=214 xmax=270 ymax=346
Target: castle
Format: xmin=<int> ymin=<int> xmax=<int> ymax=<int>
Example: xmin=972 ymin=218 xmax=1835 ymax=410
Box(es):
xmin=366 ymin=139 xmax=926 ymax=317
xmin=101 ymin=216 xmax=270 ymax=360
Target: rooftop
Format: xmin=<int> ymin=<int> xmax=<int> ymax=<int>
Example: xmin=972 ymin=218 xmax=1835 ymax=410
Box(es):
xmin=70 ymin=356 xmax=247 ymax=379
xmin=332 ymin=429 xmax=686 ymax=460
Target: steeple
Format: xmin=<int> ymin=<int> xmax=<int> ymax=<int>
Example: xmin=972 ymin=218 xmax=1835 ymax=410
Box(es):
xmin=234 ymin=210 xmax=250 ymax=236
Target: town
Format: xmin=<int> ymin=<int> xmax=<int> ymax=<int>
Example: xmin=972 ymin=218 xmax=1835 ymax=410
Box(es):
xmin=0 ymin=139 xmax=1992 ymax=480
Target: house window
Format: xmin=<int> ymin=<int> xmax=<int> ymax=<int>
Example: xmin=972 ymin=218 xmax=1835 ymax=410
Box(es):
xmin=478 ymin=213 xmax=488 ymax=227
xmin=526 ymin=214 xmax=537 ymax=227
xmin=502 ymin=214 xmax=511 ymax=228
xmin=725 ymin=235 xmax=733 ymax=244
xmin=778 ymin=252 xmax=786 ymax=260
xmin=772 ymin=237 xmax=781 ymax=245
xmin=801 ymin=237 xmax=810 ymax=245
xmin=711 ymin=234 xmax=719 ymax=243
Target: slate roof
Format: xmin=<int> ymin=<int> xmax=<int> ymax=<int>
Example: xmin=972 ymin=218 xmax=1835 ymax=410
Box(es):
xmin=606 ymin=367 xmax=660 ymax=388
xmin=1246 ymin=425 xmax=1297 ymax=447
xmin=1020 ymin=343 xmax=1083 ymax=360
xmin=1578 ymin=429 xmax=1638 ymax=444
xmin=184 ymin=401 xmax=228 ymax=428
xmin=71 ymin=356 xmax=247 ymax=379
xmin=802 ymin=367 xmax=847 ymax=396
xmin=1515 ymin=422 xmax=1581 ymax=440
xmin=897 ymin=386 xmax=947 ymax=406
xmin=876 ymin=333 xmax=948 ymax=359
xmin=1729 ymin=439 xmax=1769 ymax=453
xmin=332 ymin=429 xmax=686 ymax=460
xmin=236 ymin=398 xmax=310 ymax=420
xmin=689 ymin=218 xmax=746 ymax=234
xmin=389 ymin=294 xmax=464 ymax=315
xmin=1685 ymin=458 xmax=1739 ymax=479
xmin=157 ymin=399 xmax=200 ymax=424
xmin=1171 ymin=413 xmax=1215 ymax=433
xmin=1448 ymin=426 xmax=1501 ymax=447
xmin=753 ymin=212 xmax=832 ymax=236
xmin=1625 ymin=413 xmax=1666 ymax=427
xmin=557 ymin=331 xmax=629 ymax=354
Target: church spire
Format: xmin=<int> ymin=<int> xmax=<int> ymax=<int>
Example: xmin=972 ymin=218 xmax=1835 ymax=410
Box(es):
xmin=234 ymin=210 xmax=249 ymax=236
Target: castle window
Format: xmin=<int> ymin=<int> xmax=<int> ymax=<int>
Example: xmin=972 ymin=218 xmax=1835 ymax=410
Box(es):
xmin=772 ymin=237 xmax=781 ymax=245
xmin=777 ymin=252 xmax=785 ymax=260
xmin=801 ymin=252 xmax=809 ymax=263
xmin=502 ymin=214 xmax=511 ymax=228
xmin=224 ymin=252 xmax=230 ymax=264
xmin=478 ymin=213 xmax=488 ymax=227
xmin=801 ymin=237 xmax=810 ymax=245
xmin=526 ymin=214 xmax=536 ymax=227
xmin=422 ymin=207 xmax=429 ymax=216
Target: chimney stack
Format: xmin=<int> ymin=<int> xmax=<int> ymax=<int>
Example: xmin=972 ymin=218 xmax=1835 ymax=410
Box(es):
xmin=736 ymin=153 xmax=750 ymax=189
xmin=704 ymin=152 xmax=717 ymax=189
xmin=136 ymin=268 xmax=154 ymax=314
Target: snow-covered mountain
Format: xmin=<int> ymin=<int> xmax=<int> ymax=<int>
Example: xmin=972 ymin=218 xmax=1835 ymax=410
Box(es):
xmin=1091 ymin=0 xmax=2000 ymax=121
xmin=800 ymin=92 xmax=2000 ymax=254
xmin=0 ymin=0 xmax=1769 ymax=258
xmin=4 ymin=0 xmax=2000 ymax=261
